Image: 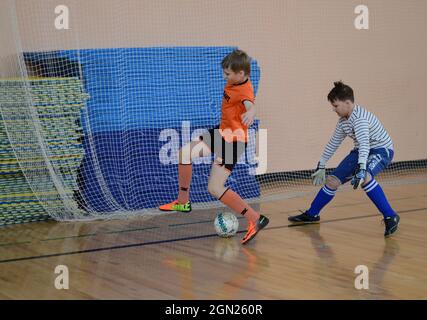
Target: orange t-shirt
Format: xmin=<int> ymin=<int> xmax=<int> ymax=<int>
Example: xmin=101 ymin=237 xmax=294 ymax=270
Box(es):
xmin=219 ymin=78 xmax=254 ymax=143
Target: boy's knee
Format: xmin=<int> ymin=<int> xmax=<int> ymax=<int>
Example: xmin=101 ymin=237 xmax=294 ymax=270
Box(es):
xmin=207 ymin=184 xmax=219 ymax=198
xmin=325 ymin=176 xmax=341 ymax=190
xmin=207 ymin=181 xmax=226 ymax=199
xmin=361 ymin=172 xmax=372 ymax=187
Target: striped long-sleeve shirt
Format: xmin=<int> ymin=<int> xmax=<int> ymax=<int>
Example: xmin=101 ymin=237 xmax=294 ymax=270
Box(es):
xmin=319 ymin=104 xmax=393 ymax=169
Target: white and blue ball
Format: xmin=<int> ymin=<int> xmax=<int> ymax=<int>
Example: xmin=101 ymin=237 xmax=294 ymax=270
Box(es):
xmin=214 ymin=212 xmax=239 ymax=238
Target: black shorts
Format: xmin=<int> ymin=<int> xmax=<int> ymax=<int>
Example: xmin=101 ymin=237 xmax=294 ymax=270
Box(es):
xmin=199 ymin=128 xmax=247 ymax=171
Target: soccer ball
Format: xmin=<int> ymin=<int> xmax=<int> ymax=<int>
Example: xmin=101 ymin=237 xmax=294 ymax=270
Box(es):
xmin=214 ymin=212 xmax=239 ymax=238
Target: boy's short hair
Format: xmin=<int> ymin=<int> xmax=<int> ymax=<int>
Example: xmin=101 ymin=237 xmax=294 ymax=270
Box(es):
xmin=221 ymin=49 xmax=251 ymax=75
xmin=327 ymin=81 xmax=354 ymax=102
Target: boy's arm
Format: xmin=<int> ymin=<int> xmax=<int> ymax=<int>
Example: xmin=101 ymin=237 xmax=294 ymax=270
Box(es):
xmin=241 ymin=100 xmax=256 ymax=126
xmin=350 ymin=118 xmax=370 ymax=189
xmin=353 ymin=118 xmax=370 ymax=170
xmin=311 ymin=123 xmax=346 ymax=186
xmin=319 ymin=122 xmax=346 ymax=167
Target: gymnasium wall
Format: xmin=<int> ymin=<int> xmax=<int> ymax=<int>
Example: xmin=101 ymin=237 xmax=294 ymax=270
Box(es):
xmin=3 ymin=0 xmax=427 ymax=174
xmin=0 ymin=2 xmax=20 ymax=78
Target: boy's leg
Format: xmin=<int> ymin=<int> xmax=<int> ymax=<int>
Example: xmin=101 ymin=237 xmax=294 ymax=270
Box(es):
xmin=362 ymin=149 xmax=399 ymax=236
xmin=159 ymin=140 xmax=211 ymax=212
xmin=177 ymin=164 xmax=192 ymax=204
xmin=208 ymin=162 xmax=259 ymax=223
xmin=362 ymin=172 xmax=396 ymax=218
xmin=208 ymin=161 xmax=269 ymax=244
xmin=289 ymin=150 xmax=359 ymax=223
xmin=306 ymin=176 xmax=340 ymax=216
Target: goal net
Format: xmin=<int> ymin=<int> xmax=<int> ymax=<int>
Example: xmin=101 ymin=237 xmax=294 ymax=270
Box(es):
xmin=1 ymin=0 xmax=426 ymax=225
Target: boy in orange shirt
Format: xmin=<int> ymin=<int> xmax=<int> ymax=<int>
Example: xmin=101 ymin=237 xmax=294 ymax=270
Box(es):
xmin=159 ymin=49 xmax=269 ymax=245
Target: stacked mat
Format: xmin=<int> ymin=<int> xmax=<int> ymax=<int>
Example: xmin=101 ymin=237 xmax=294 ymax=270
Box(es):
xmin=0 ymin=77 xmax=87 ymax=225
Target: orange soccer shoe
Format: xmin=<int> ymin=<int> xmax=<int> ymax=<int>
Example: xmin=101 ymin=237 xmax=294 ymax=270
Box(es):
xmin=159 ymin=200 xmax=192 ymax=212
xmin=241 ymin=214 xmax=269 ymax=245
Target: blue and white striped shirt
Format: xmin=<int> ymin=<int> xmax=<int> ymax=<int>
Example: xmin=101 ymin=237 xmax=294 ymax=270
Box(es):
xmin=319 ymin=104 xmax=393 ymax=168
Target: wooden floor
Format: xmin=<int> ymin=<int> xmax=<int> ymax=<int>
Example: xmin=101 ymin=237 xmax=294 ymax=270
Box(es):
xmin=1 ymin=180 xmax=427 ymax=299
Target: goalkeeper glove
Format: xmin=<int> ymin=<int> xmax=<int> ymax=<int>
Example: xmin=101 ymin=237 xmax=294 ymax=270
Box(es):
xmin=351 ymin=164 xmax=366 ymax=189
xmin=311 ymin=162 xmax=326 ymax=186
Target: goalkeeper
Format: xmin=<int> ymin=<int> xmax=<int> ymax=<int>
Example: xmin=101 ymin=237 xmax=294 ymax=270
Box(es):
xmin=288 ymin=81 xmax=400 ymax=237
xmin=159 ymin=49 xmax=269 ymax=245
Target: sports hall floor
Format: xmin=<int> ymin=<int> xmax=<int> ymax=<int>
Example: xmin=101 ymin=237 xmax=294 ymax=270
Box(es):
xmin=0 ymin=175 xmax=426 ymax=299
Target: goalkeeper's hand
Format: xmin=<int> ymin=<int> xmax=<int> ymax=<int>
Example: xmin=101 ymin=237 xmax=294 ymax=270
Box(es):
xmin=311 ymin=162 xmax=326 ymax=186
xmin=351 ymin=165 xmax=366 ymax=189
